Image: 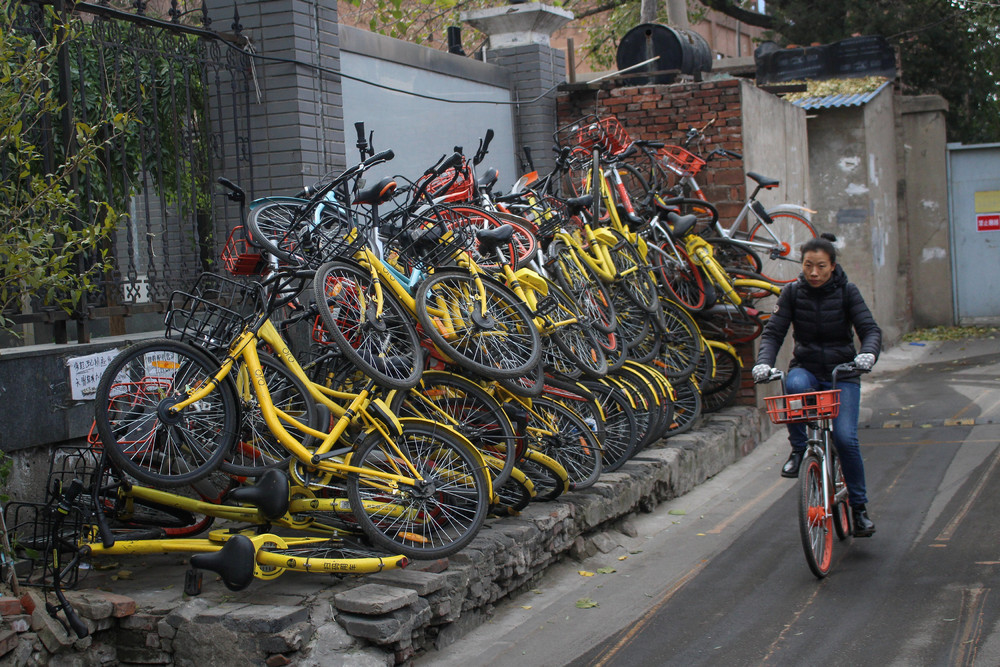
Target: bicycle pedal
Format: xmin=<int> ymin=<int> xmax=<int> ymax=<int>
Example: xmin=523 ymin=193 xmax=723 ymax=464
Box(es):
xmin=184 ymin=569 xmax=203 ymax=596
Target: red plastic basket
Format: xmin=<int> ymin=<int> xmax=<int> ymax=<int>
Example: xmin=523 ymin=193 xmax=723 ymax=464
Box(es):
xmin=555 ymin=115 xmax=632 ymax=155
xmin=764 ymin=389 xmax=840 ymax=424
xmin=420 ymin=158 xmax=474 ymax=203
xmin=221 ymin=226 xmax=265 ymax=276
xmin=657 ymin=144 xmax=706 ymax=177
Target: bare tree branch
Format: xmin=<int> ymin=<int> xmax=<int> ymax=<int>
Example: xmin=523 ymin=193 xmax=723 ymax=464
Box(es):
xmin=697 ymin=0 xmax=776 ymax=29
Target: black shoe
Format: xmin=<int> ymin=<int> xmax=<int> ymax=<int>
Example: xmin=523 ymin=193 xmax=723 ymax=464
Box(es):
xmin=852 ymin=505 xmax=876 ymax=537
xmin=781 ymin=450 xmax=804 ymax=478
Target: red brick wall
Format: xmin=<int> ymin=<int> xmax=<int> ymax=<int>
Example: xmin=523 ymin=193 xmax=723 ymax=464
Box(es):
xmin=557 ymin=80 xmax=760 ymax=407
xmin=556 ymin=79 xmax=748 ymax=224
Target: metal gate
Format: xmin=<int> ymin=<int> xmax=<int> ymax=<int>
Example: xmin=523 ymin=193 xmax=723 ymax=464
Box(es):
xmin=947 ymin=142 xmax=1000 ymax=325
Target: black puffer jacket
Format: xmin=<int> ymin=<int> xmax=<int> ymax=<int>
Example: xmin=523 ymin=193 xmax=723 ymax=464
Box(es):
xmin=756 ymin=265 xmax=881 ymax=383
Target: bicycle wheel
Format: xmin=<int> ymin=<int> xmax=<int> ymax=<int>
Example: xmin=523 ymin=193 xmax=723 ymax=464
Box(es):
xmin=517 ymin=449 xmax=570 ymax=502
xmin=540 ymin=279 xmax=608 ymax=379
xmin=221 ymin=354 xmax=316 ymax=477
xmin=749 ymin=208 xmax=816 ymax=284
xmin=491 ymin=467 xmax=534 ymax=515
xmin=596 ymin=329 xmax=628 ymax=374
xmin=664 ymin=376 xmax=702 ymax=437
xmin=701 ymin=345 xmax=742 ymax=414
xmin=616 ymin=162 xmax=652 ymax=213
xmin=799 ymin=454 xmax=834 ymax=577
xmin=389 ymin=371 xmax=518 ymax=489
xmin=708 ymin=237 xmax=763 ymax=275
xmin=610 ymin=286 xmax=653 ymax=352
xmin=346 ymin=420 xmax=491 ymax=559
xmin=696 ymin=307 xmax=763 ymax=345
xmin=94 ymin=339 xmax=237 ymax=488
xmin=621 ymin=362 xmax=672 ymax=448
xmin=831 ymin=452 xmax=852 ymax=541
xmin=582 ymin=380 xmax=639 ymax=472
xmin=495 ymin=362 xmax=546 ymax=398
xmin=606 ymin=374 xmax=654 ymax=449
xmin=606 ymin=229 xmax=659 ymax=313
xmin=252 ymin=535 xmax=409 ymax=576
xmin=526 ymin=397 xmax=602 ymax=491
xmin=549 ymin=238 xmax=617 ymax=334
xmin=313 ymin=259 xmax=423 ymax=390
xmin=417 ymin=269 xmax=542 ymax=380
xmin=246 ymin=199 xmax=307 ymax=266
xmin=653 ymin=297 xmax=702 ymax=381
xmin=653 ymin=241 xmax=707 ymax=312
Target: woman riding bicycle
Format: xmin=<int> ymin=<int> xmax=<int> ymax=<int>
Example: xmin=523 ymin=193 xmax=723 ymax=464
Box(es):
xmin=751 ymin=233 xmax=881 ymax=537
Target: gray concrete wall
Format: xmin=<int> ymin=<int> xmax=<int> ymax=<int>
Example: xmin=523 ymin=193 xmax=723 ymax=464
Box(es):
xmin=339 ymin=26 xmax=518 ymax=187
xmin=805 ymin=86 xmax=903 ymax=345
xmin=900 ymin=96 xmax=952 ymax=327
xmin=740 ymin=80 xmax=810 ymax=212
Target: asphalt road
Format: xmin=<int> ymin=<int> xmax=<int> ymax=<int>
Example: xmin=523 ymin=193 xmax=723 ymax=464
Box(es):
xmin=421 ymin=336 xmax=1000 ymax=667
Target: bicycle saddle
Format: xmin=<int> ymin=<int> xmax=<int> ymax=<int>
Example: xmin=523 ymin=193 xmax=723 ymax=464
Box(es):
xmin=565 ymin=195 xmax=593 ymax=216
xmin=226 ymin=468 xmax=290 ymax=520
xmin=354 ymin=176 xmax=397 ymax=206
xmin=189 ymin=534 xmax=256 ymax=592
xmin=477 ymin=168 xmax=499 ymax=194
xmin=475 ymin=223 xmax=515 ymax=257
xmin=666 ymin=211 xmax=699 ymax=238
xmin=747 ymin=172 xmax=780 ymax=189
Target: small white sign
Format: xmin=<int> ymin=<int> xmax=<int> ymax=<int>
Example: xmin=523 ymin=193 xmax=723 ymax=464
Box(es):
xmin=67 ymin=349 xmax=120 ymax=400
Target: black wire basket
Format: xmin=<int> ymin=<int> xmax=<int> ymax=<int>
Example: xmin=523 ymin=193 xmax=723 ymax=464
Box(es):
xmin=382 ymin=208 xmax=477 ymax=269
xmin=164 ymin=273 xmax=261 ymax=352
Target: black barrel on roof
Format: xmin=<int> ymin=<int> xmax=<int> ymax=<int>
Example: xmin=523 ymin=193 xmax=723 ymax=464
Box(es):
xmin=616 ymin=23 xmax=712 ymax=85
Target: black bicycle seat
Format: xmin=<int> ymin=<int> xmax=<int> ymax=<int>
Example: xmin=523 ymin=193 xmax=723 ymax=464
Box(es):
xmin=226 ymin=468 xmax=290 ymax=520
xmin=565 ymin=195 xmax=593 ymax=215
xmin=189 ymin=534 xmax=256 ymax=592
xmin=354 ymin=176 xmax=397 ymax=206
xmin=747 ymin=172 xmax=780 ymax=189
xmin=477 ymin=168 xmax=499 ymax=193
xmin=667 ymin=212 xmax=698 ymax=238
xmin=476 ymin=223 xmax=515 ymax=256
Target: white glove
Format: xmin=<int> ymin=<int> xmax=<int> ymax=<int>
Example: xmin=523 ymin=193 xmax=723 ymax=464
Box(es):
xmin=752 ymin=364 xmax=772 ymax=383
xmin=854 ymin=353 xmax=875 ymax=370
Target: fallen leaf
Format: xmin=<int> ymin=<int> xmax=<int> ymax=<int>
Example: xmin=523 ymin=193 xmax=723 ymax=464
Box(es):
xmin=668 ymin=509 xmax=687 ymax=515
xmin=117 ymin=570 xmax=133 ymax=580
xmin=576 ymin=598 xmax=599 ymax=609
xmin=618 ymin=555 xmax=628 ymax=561
xmin=697 ymin=533 xmax=707 ymax=536
xmin=578 ymin=570 xmax=595 ymax=577
xmin=521 ymin=605 xmax=533 ymax=610
xmin=597 ymin=567 xmax=616 ymax=574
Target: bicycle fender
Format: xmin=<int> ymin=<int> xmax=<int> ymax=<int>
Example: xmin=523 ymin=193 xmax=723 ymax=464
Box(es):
xmin=514 ymin=267 xmax=548 ymax=296
xmin=591 ymin=228 xmax=618 ymax=245
xmin=765 ymin=203 xmax=815 ymax=219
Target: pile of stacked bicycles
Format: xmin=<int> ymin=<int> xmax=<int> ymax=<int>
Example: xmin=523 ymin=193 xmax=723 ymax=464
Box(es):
xmin=5 ymin=116 xmax=816 ymax=638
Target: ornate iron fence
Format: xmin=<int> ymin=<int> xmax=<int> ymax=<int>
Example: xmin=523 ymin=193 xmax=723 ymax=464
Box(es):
xmin=4 ymin=0 xmax=254 ymax=345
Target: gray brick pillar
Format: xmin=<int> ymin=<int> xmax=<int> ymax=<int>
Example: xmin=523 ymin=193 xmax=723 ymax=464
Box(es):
xmin=463 ymin=4 xmax=571 ymax=179
xmin=205 ymin=0 xmax=345 ymax=199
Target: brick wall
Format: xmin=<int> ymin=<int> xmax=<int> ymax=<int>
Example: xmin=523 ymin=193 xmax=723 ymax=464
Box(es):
xmin=558 ymin=79 xmax=759 ymax=406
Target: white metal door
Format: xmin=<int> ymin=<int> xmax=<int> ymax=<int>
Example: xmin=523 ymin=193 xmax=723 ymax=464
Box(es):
xmin=948 ymin=143 xmax=1000 ymax=325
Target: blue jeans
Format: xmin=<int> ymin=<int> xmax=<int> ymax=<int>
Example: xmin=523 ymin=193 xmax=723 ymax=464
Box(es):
xmin=785 ymin=367 xmax=868 ymax=507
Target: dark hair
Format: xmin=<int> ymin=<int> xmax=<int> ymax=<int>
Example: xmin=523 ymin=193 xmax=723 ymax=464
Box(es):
xmin=800 ymin=233 xmax=837 ymax=263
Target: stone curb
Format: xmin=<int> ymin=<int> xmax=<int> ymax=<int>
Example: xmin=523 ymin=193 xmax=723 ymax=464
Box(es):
xmin=5 ymin=406 xmax=767 ymax=666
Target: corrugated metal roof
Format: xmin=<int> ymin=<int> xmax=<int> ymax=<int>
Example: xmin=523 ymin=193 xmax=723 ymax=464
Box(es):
xmin=790 ymin=80 xmax=892 ymax=110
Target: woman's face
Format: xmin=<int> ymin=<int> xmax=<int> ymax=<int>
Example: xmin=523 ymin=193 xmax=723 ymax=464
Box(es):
xmin=802 ymin=249 xmax=835 ymax=287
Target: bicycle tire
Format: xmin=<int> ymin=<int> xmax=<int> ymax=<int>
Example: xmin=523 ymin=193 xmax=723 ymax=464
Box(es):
xmin=708 ymin=237 xmax=763 ymax=275
xmin=696 ymin=307 xmax=763 ymax=345
xmin=251 ymin=535 xmax=409 ymax=576
xmin=491 ymin=466 xmax=534 ymax=515
xmin=94 ymin=339 xmax=237 ymax=488
xmin=799 ymin=454 xmax=834 ymax=577
xmin=831 ymin=452 xmax=852 ymax=541
xmin=701 ymin=345 xmax=742 ymax=413
xmin=620 ymin=363 xmax=671 ymax=448
xmin=582 ymin=380 xmax=639 ymax=472
xmin=548 ymin=238 xmax=617 ymax=335
xmin=495 ymin=362 xmax=546 ymax=398
xmin=610 ymin=286 xmax=654 ymax=353
xmin=526 ymin=397 xmax=602 ymax=491
xmin=597 ymin=329 xmax=628 ymax=374
xmin=664 ymin=376 xmax=702 ymax=437
xmin=517 ymin=449 xmax=569 ymax=502
xmin=652 ymin=297 xmax=702 ymax=381
xmin=221 ymin=354 xmax=317 ymax=477
xmin=616 ymin=162 xmax=653 ymax=215
xmin=538 ymin=279 xmax=608 ymax=379
xmin=652 ymin=241 xmax=707 ymax=312
xmin=346 ymin=420 xmax=490 ymax=559
xmin=389 ymin=371 xmax=518 ymax=489
xmin=417 ymin=269 xmax=542 ymax=380
xmin=606 ymin=374 xmax=654 ymax=449
xmin=749 ymin=208 xmax=816 ymax=284
xmin=313 ymin=259 xmax=423 ymax=390
xmin=246 ymin=199 xmax=309 ymax=266
xmin=606 ymin=229 xmax=659 ymax=313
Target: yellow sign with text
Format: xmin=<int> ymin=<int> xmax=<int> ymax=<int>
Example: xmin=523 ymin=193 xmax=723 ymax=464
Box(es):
xmin=974 ymin=190 xmax=1000 ymax=213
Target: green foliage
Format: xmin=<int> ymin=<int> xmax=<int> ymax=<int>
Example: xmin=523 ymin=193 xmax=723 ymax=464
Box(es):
xmin=767 ymin=0 xmax=1000 ymax=144
xmin=0 ymin=0 xmax=134 ymax=334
